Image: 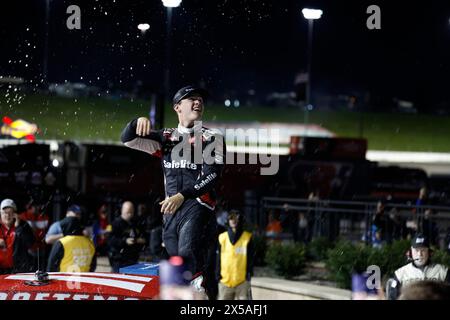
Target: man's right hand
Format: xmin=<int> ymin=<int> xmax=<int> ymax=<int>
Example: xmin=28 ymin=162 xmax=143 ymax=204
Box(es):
xmin=136 ymin=117 xmax=151 ymax=136
xmin=0 ymin=239 xmax=5 ymax=248
xmin=45 ymin=233 xmax=64 ymax=245
xmin=126 ymin=238 xmax=136 ymax=246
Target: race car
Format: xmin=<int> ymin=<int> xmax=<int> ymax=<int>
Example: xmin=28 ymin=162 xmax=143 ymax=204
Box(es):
xmin=0 ymin=271 xmax=159 ymax=300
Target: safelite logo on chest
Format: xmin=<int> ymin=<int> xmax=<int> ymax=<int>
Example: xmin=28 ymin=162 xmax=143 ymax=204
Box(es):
xmin=163 ymin=160 xmax=197 ymax=170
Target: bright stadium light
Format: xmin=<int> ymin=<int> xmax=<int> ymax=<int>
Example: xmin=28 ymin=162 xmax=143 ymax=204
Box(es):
xmin=162 ymin=0 xmax=182 ymax=8
xmin=302 ymin=8 xmax=323 ymax=20
xmin=137 ymin=23 xmax=150 ymax=32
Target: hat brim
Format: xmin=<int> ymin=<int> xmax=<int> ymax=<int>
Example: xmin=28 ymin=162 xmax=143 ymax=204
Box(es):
xmin=411 ymin=244 xmax=430 ymax=249
xmin=173 ymin=88 xmax=209 ymax=105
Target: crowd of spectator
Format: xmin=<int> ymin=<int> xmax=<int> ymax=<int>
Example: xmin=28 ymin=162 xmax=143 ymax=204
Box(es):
xmin=368 ymin=187 xmax=444 ymax=249
xmin=256 ymin=187 xmax=450 ymax=254
xmin=0 ymin=196 xmax=165 ymax=275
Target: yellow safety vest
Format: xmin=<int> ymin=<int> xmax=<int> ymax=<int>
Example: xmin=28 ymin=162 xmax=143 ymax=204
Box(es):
xmin=219 ymin=230 xmax=252 ymax=288
xmin=59 ymin=235 xmax=95 ymax=272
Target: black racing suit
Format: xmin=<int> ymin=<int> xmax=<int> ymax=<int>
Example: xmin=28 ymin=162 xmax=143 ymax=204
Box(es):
xmin=121 ymin=119 xmax=225 ymax=299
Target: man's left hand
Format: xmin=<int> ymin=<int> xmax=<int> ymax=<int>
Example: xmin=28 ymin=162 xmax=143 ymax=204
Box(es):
xmin=14 ymin=214 xmax=20 ymax=227
xmin=160 ymin=193 xmax=185 ymax=214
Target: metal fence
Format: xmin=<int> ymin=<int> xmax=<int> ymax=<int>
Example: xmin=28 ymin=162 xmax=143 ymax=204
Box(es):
xmin=259 ymin=197 xmax=450 ymax=249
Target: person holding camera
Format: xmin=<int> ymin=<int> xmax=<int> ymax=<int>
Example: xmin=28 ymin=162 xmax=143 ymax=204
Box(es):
xmin=108 ymin=201 xmax=147 ymax=272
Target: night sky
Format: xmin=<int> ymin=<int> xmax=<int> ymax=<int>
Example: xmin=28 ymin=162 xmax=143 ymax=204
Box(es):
xmin=1 ymin=0 xmax=449 ymax=110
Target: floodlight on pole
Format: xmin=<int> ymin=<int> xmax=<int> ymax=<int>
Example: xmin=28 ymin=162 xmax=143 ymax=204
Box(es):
xmin=162 ymin=0 xmax=181 ymax=8
xmin=301 ymin=8 xmax=323 ymax=136
xmin=302 ymin=8 xmax=323 ymax=20
xmin=137 ymin=23 xmax=150 ymax=32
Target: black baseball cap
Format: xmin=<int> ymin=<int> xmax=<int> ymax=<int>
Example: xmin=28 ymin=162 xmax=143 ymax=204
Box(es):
xmin=60 ymin=216 xmax=83 ymax=236
xmin=411 ymin=234 xmax=430 ymax=248
xmin=172 ymin=85 xmax=208 ymax=106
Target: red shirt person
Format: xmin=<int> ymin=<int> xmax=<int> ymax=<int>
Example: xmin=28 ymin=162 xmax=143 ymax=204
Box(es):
xmin=0 ymin=199 xmax=35 ymax=274
xmin=92 ymin=204 xmax=111 ymax=256
xmin=19 ymin=202 xmax=50 ymax=261
xmin=0 ymin=220 xmax=15 ymax=269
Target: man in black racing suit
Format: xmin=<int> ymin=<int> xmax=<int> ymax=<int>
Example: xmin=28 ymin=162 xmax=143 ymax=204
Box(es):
xmin=121 ymin=85 xmax=225 ymax=300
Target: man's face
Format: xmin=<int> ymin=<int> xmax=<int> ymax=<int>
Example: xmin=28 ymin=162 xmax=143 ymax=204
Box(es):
xmin=1 ymin=208 xmax=15 ymax=226
xmin=174 ymin=95 xmax=204 ymax=123
xmin=137 ymin=204 xmax=146 ymax=216
xmin=228 ymin=216 xmax=239 ymax=229
xmin=419 ymin=188 xmax=427 ymax=199
xmin=411 ymin=246 xmax=430 ymax=267
xmin=121 ymin=202 xmax=134 ymax=221
xmin=27 ymin=205 xmax=37 ymax=214
xmin=377 ymin=202 xmax=384 ymax=213
xmin=99 ymin=207 xmax=107 ymax=218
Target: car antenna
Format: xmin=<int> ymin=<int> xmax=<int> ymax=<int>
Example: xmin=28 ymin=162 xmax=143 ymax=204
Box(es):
xmin=25 ymin=248 xmax=49 ymax=286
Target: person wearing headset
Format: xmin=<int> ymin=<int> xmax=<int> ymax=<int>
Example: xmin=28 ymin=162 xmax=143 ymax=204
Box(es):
xmin=386 ymin=234 xmax=450 ymax=300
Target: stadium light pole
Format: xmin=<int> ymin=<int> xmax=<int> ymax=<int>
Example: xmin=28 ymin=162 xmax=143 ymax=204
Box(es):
xmin=43 ymin=0 xmax=51 ymax=87
xmin=162 ymin=0 xmax=182 ymax=102
xmin=301 ymin=8 xmax=323 ymax=135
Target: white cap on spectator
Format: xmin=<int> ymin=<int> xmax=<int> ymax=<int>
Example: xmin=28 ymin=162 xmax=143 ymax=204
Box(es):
xmin=1 ymin=199 xmax=17 ymax=212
